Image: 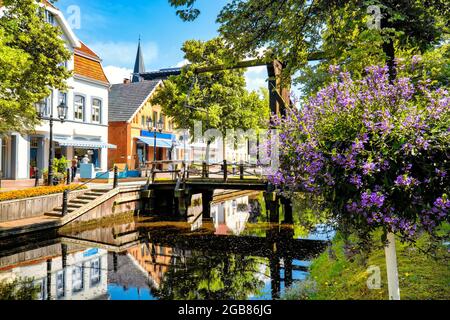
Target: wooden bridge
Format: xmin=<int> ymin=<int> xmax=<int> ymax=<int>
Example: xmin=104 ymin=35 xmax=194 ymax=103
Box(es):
xmin=143 ymin=159 xmax=270 ymax=189
xmin=139 ymin=160 xmax=291 ymax=222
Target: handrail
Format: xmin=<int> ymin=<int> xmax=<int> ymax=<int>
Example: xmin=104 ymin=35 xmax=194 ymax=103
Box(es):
xmin=61 ymin=166 xmax=118 ymax=216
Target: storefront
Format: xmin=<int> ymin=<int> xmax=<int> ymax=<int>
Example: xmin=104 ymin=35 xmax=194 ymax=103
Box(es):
xmin=136 ymin=131 xmax=177 ymax=169
xmin=53 ymin=137 xmax=116 ymax=170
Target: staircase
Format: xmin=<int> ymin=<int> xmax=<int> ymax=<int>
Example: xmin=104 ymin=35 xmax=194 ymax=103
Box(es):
xmin=45 ymin=189 xmax=111 ymax=217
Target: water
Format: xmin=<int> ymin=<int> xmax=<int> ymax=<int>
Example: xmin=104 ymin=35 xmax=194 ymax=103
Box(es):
xmin=0 ymin=191 xmax=329 ymax=300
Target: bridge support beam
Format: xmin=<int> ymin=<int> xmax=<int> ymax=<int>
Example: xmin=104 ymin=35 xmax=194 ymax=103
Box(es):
xmin=176 ymin=189 xmax=192 ymax=216
xmin=201 ymin=190 xmax=214 ymax=218
xmin=264 ymin=192 xmax=280 ymax=223
xmin=280 ymin=196 xmax=293 ymax=224
xmin=284 ymin=257 xmax=293 ymax=288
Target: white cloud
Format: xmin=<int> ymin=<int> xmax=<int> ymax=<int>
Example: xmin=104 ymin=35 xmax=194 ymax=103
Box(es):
xmin=174 ymin=59 xmax=190 ymax=68
xmin=103 ymin=66 xmax=133 ymax=84
xmin=245 ymin=65 xmax=267 ymax=93
xmin=88 ymin=41 xmax=159 ymax=68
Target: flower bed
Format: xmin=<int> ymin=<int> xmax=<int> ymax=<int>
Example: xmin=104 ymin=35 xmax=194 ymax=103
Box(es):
xmin=0 ymin=184 xmax=87 ymax=202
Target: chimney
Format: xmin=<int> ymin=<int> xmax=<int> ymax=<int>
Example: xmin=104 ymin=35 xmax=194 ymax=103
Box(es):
xmin=123 ymin=78 xmax=131 ymax=84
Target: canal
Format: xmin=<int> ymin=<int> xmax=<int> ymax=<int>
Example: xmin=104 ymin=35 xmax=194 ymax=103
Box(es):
xmin=0 ymin=191 xmax=332 ymax=300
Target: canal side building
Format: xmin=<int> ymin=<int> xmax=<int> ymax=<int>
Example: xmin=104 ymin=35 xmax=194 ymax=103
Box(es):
xmin=0 ymin=1 xmax=114 ymax=187
xmin=108 ymin=79 xmax=179 ymax=170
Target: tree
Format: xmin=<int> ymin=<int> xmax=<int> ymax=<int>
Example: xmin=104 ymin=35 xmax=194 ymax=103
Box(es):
xmin=0 ymin=0 xmax=72 ymax=135
xmin=150 ymin=37 xmax=269 ymax=161
xmin=168 ymin=0 xmax=449 ymax=93
xmin=152 ymin=251 xmax=265 ymax=300
xmin=271 ymin=63 xmax=449 ymax=245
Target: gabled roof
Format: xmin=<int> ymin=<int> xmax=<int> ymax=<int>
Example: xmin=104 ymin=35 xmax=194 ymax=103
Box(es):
xmin=109 ymin=80 xmax=161 ymax=122
xmin=39 ymin=0 xmax=81 ymax=48
xmin=74 ymin=42 xmax=109 ymax=85
xmin=75 ymin=41 xmax=101 ymax=60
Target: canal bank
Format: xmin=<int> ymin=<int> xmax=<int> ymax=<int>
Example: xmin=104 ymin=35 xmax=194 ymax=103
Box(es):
xmin=0 ymin=184 xmax=144 ymax=239
xmin=0 ymin=188 xmax=332 ymax=300
xmin=281 ymin=229 xmax=450 ymax=300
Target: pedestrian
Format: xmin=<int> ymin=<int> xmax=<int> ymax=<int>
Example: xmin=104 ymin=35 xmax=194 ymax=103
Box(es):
xmin=71 ymin=156 xmax=78 ymax=181
xmin=81 ymin=154 xmax=90 ymax=164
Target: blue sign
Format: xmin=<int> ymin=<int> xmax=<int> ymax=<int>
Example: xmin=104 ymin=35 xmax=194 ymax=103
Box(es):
xmin=83 ymin=248 xmax=99 ymax=257
xmin=141 ymin=130 xmax=175 ymax=140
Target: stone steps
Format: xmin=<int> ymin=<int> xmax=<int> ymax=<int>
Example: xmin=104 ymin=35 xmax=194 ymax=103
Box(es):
xmin=44 ymin=188 xmax=111 ymax=218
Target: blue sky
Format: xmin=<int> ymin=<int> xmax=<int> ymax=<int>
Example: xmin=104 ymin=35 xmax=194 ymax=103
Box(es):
xmin=56 ymin=0 xmax=268 ymax=90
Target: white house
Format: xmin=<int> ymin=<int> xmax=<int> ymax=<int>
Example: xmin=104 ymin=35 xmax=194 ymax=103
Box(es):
xmin=0 ymin=246 xmax=109 ymax=300
xmin=0 ymin=1 xmax=113 ymax=185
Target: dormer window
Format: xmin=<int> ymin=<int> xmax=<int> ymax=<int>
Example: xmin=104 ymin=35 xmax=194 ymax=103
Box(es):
xmin=45 ymin=10 xmax=55 ymax=25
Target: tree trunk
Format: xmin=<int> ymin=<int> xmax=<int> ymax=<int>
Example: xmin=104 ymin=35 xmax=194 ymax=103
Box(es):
xmin=381 ymin=9 xmax=396 ymax=83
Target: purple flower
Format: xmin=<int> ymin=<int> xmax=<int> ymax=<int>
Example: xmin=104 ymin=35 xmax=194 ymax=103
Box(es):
xmin=349 ymin=174 xmax=363 ymax=188
xmin=362 ymin=162 xmax=377 ymax=175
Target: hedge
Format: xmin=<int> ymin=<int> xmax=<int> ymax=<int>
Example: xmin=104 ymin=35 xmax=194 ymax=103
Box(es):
xmin=0 ymin=184 xmax=87 ymax=202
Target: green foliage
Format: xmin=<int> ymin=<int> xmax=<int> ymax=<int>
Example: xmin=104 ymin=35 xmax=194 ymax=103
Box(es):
xmin=53 ymin=156 xmax=69 ymax=173
xmin=152 ymin=253 xmax=265 ymax=300
xmin=167 ymin=0 xmax=449 ymax=96
xmin=283 ymin=229 xmax=450 ymax=300
xmin=168 ymin=0 xmax=200 ymax=21
xmin=150 ymin=37 xmax=269 ymax=138
xmin=0 ymin=278 xmax=39 ymax=300
xmin=0 ymin=0 xmax=72 ymax=135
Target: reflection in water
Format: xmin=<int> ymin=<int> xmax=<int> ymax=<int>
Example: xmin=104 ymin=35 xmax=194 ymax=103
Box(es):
xmin=0 ymin=191 xmax=328 ymax=300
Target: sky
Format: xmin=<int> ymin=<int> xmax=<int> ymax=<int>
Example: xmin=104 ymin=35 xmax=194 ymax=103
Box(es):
xmin=56 ymin=0 xmax=268 ymax=91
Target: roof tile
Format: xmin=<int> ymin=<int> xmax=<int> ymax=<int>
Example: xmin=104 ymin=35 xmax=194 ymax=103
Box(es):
xmin=109 ymin=80 xmax=161 ymax=122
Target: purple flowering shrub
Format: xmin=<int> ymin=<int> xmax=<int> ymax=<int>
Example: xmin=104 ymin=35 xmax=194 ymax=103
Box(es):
xmin=271 ymin=64 xmax=449 ymax=241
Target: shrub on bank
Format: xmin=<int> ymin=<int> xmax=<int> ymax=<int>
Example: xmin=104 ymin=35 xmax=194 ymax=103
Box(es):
xmin=0 ymin=184 xmax=87 ymax=202
xmin=271 ymin=63 xmax=449 ymax=243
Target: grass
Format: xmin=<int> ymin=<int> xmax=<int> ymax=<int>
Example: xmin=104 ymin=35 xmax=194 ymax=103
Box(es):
xmin=283 ymin=229 xmax=450 ymax=300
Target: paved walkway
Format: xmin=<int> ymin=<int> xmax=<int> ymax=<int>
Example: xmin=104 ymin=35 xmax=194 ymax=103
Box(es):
xmin=0 ymin=215 xmax=59 ymax=229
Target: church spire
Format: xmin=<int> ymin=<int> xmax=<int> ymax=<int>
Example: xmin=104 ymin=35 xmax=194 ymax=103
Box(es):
xmin=132 ymin=36 xmax=145 ymax=83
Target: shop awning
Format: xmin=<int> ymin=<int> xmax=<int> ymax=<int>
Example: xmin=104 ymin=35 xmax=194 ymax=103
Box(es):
xmin=136 ymin=136 xmax=173 ymax=149
xmin=54 ymin=138 xmax=117 ymax=149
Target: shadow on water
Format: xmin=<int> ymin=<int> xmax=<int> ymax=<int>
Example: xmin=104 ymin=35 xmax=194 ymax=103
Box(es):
xmin=0 ymin=191 xmax=330 ymax=300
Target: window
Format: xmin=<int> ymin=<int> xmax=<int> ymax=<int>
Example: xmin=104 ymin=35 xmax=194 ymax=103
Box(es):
xmin=36 ymin=91 xmax=53 ymax=116
xmin=45 ymin=10 xmax=55 ymax=25
xmin=34 ymin=278 xmax=47 ymax=300
xmin=160 ymin=115 xmax=166 ymax=130
xmin=72 ymin=264 xmax=84 ymax=293
xmin=58 ymin=92 xmax=67 ymax=120
xmin=141 ymin=115 xmax=146 ymax=127
xmin=90 ymin=258 xmax=101 ymax=287
xmin=153 ymin=111 xmax=158 ymax=123
xmin=92 ymin=98 xmax=101 ymax=123
xmin=74 ymin=95 xmax=84 ymax=121
xmin=56 ymin=270 xmax=65 ymax=299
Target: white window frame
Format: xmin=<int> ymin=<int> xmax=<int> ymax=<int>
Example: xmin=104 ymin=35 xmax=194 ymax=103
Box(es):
xmin=91 ymin=98 xmax=101 ymax=124
xmin=72 ymin=264 xmax=84 ymax=293
xmin=74 ymin=95 xmax=85 ymax=122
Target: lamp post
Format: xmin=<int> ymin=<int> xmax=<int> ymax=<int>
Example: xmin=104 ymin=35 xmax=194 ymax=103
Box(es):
xmin=147 ymin=117 xmax=163 ymax=171
xmin=36 ymin=100 xmax=68 ymax=186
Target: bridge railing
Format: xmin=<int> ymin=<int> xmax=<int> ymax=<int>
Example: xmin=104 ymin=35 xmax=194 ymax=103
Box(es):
xmin=144 ymin=160 xmax=269 ymax=183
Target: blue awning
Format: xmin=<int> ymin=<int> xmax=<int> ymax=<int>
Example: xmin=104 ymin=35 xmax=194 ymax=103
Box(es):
xmin=137 ymin=136 xmax=173 ymax=148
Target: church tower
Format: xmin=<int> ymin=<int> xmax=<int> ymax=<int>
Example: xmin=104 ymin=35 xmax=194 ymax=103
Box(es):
xmin=132 ymin=37 xmax=145 ymax=83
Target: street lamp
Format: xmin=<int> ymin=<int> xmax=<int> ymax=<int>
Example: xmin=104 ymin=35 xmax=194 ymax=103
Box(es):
xmin=147 ymin=117 xmax=164 ymax=170
xmin=36 ymin=100 xmax=68 ymax=186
